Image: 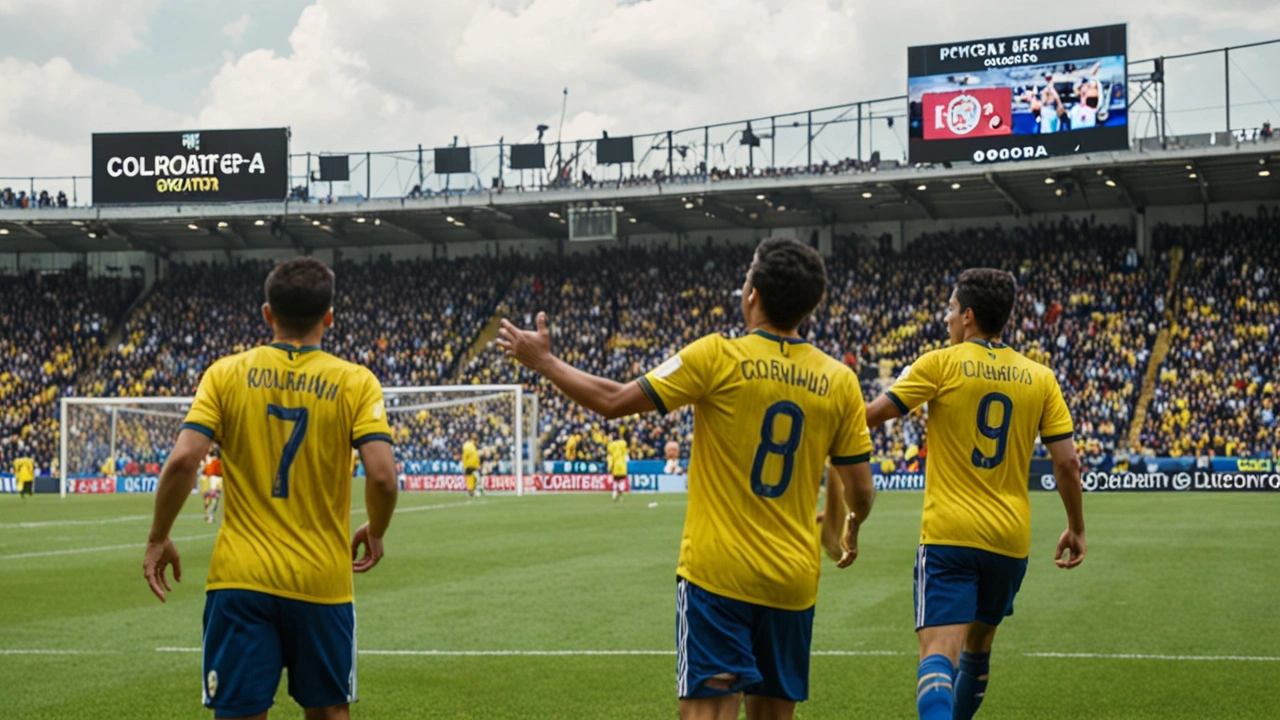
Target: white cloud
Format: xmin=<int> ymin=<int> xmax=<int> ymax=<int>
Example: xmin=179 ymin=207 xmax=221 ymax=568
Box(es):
xmin=223 ymin=14 xmax=253 ymax=46
xmin=2 ymin=0 xmax=1279 ymax=185
xmin=0 ymin=57 xmax=189 ymax=177
xmin=0 ymin=0 xmax=160 ymax=64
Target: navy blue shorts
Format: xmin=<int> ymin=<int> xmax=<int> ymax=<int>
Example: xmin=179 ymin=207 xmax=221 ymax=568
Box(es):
xmin=676 ymin=577 xmax=814 ymax=702
xmin=202 ymin=590 xmax=356 ymax=717
xmin=913 ymin=544 xmax=1028 ymax=630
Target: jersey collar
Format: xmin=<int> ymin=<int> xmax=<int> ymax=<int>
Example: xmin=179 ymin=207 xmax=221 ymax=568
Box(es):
xmin=967 ymin=338 xmax=1008 ymax=350
xmin=750 ymin=329 xmax=809 ymax=345
xmin=269 ymin=342 xmax=322 ymax=354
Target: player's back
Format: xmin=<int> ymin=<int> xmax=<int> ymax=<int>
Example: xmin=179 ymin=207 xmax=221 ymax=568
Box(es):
xmin=15 ymin=457 xmax=34 ymax=481
xmin=607 ymin=439 xmax=627 ymax=475
xmin=462 ymin=441 xmax=480 ymax=470
xmin=641 ymin=331 xmax=871 ymax=610
xmin=184 ymin=343 xmax=390 ymax=604
xmin=894 ymin=340 xmax=1072 ymax=558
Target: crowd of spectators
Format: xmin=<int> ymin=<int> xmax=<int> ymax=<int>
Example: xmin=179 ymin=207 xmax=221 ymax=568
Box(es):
xmin=0 ymin=188 xmax=69 ymax=208
xmin=1141 ymin=209 xmax=1279 ymax=460
xmin=12 ymin=209 xmax=1280 ymax=477
xmin=0 ymin=268 xmax=142 ymax=474
xmin=69 ymin=257 xmax=515 ymax=470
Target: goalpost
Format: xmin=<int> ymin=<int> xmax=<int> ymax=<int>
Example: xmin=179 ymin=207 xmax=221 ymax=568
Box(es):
xmin=59 ymin=385 xmax=535 ymax=499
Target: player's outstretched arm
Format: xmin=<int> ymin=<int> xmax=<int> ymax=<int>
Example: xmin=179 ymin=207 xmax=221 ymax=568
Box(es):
xmin=497 ymin=312 xmax=656 ymax=420
xmin=354 ymin=439 xmax=398 ymax=573
xmin=144 ymin=428 xmax=211 ymax=602
xmin=865 ymin=395 xmax=902 ymax=428
xmin=1046 ymin=437 xmax=1086 ymax=569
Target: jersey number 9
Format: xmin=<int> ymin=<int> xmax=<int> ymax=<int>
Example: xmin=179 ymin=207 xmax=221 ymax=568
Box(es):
xmin=971 ymin=392 xmax=1012 ymax=470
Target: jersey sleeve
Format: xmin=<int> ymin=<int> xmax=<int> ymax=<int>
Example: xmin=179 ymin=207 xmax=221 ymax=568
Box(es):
xmin=637 ymin=334 xmax=723 ymax=415
xmin=885 ymin=349 xmax=945 ymax=415
xmin=182 ymin=363 xmax=224 ymax=440
xmin=1039 ymin=372 xmax=1075 ymax=444
xmin=352 ymin=368 xmax=394 ymax=447
xmin=830 ymin=373 xmax=873 ymax=465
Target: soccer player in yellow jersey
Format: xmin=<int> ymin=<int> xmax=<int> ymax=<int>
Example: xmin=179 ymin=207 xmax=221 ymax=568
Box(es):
xmin=607 ymin=434 xmax=629 ymax=501
xmin=13 ymin=456 xmax=35 ymax=499
xmin=499 ymin=238 xmax=876 ymax=720
xmin=142 ymin=258 xmax=399 ymax=720
xmin=864 ymin=268 xmax=1086 ymax=720
xmin=462 ymin=435 xmax=483 ymax=499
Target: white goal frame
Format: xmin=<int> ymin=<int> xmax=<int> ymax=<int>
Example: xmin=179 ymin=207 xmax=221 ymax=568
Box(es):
xmin=59 ymin=385 xmax=529 ymax=498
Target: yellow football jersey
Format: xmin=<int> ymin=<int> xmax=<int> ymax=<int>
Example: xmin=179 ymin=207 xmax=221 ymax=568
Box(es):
xmin=886 ymin=339 xmax=1074 ymax=559
xmin=183 ymin=343 xmax=393 ymax=604
xmin=14 ymin=457 xmax=35 ymax=483
xmin=640 ymin=330 xmax=872 ymax=611
xmin=607 ymin=439 xmax=629 ymax=477
xmin=462 ymin=441 xmax=480 ymax=471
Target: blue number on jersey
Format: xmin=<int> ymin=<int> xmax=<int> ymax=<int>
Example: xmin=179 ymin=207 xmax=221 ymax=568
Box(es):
xmin=751 ymin=401 xmax=805 ymax=498
xmin=971 ymin=392 xmax=1013 ymax=470
xmin=266 ymin=405 xmax=309 ymax=499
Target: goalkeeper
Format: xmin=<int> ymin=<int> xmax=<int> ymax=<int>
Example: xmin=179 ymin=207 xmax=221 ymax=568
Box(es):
xmin=462 ymin=435 xmax=484 ymax=499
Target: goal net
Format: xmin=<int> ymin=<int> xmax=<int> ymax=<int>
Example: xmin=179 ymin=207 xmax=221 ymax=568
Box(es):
xmin=59 ymin=385 xmax=535 ymax=498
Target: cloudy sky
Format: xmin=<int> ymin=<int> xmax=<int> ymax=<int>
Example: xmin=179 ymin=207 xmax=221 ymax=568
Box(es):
xmin=2 ymin=0 xmax=1278 ymax=193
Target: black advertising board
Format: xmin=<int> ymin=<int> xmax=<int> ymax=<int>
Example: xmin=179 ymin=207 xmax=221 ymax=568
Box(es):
xmin=434 ymin=147 xmax=472 ymax=174
xmin=92 ymin=128 xmax=289 ymax=205
xmin=509 ymin=143 xmax=546 ymax=170
xmin=596 ymin=137 xmax=635 ymax=164
xmin=907 ymin=25 xmax=1128 ymax=164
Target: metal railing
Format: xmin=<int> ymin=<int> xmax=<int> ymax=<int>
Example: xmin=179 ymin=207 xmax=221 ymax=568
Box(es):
xmin=2 ymin=38 xmax=1276 ymax=209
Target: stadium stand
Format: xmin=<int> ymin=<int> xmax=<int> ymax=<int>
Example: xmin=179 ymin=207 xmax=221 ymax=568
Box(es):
xmin=0 ymin=268 xmax=142 ymax=474
xmin=7 ymin=210 xmax=1278 ymax=474
xmin=1141 ymin=209 xmax=1280 ymax=460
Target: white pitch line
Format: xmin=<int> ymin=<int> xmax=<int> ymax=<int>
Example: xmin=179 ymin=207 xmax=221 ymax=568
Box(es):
xmin=354 ymin=500 xmax=476 ymax=517
xmin=0 ymin=533 xmax=217 ymax=561
xmin=151 ymin=648 xmax=1280 ymax=662
xmin=1023 ymin=652 xmax=1280 ymax=662
xmin=0 ymin=649 xmax=118 ymax=655
xmin=0 ymin=513 xmax=205 ymax=530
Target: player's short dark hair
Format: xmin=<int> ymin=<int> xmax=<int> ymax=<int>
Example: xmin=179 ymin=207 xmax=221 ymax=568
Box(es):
xmin=748 ymin=238 xmax=828 ymax=331
xmin=264 ymin=257 xmax=334 ymax=335
xmin=954 ymin=268 xmax=1017 ymax=335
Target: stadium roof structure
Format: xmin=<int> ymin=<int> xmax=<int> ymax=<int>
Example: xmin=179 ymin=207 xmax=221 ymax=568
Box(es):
xmin=0 ymin=138 xmax=1275 ymax=255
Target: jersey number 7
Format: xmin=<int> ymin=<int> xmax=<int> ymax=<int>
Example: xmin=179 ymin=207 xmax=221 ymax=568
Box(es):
xmin=267 ymin=404 xmax=310 ymax=499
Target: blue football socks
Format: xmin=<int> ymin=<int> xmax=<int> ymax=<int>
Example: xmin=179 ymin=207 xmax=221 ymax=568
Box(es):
xmin=916 ymin=654 xmax=955 ymax=720
xmin=953 ymin=651 xmax=991 ymax=720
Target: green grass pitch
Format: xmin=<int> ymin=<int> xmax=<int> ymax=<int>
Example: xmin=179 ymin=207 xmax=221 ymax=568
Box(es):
xmin=1 ymin=488 xmax=1276 ymax=719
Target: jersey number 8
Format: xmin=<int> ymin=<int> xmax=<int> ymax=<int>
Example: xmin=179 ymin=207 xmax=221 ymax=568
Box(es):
xmin=751 ymin=401 xmax=805 ymax=498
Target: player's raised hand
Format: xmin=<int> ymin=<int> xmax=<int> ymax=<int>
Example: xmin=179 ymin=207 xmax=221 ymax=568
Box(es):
xmin=836 ymin=513 xmax=860 ymax=569
xmin=351 ymin=522 xmax=385 ymax=573
xmin=496 ymin=311 xmax=553 ymax=372
xmin=143 ymin=538 xmax=182 ymax=602
xmin=1054 ymin=528 xmax=1086 ymax=569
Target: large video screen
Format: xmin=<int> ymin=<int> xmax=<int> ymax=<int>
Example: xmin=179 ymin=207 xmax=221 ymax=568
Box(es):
xmin=908 ymin=25 xmax=1127 ymax=165
xmin=93 ymin=128 xmax=289 ymax=205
